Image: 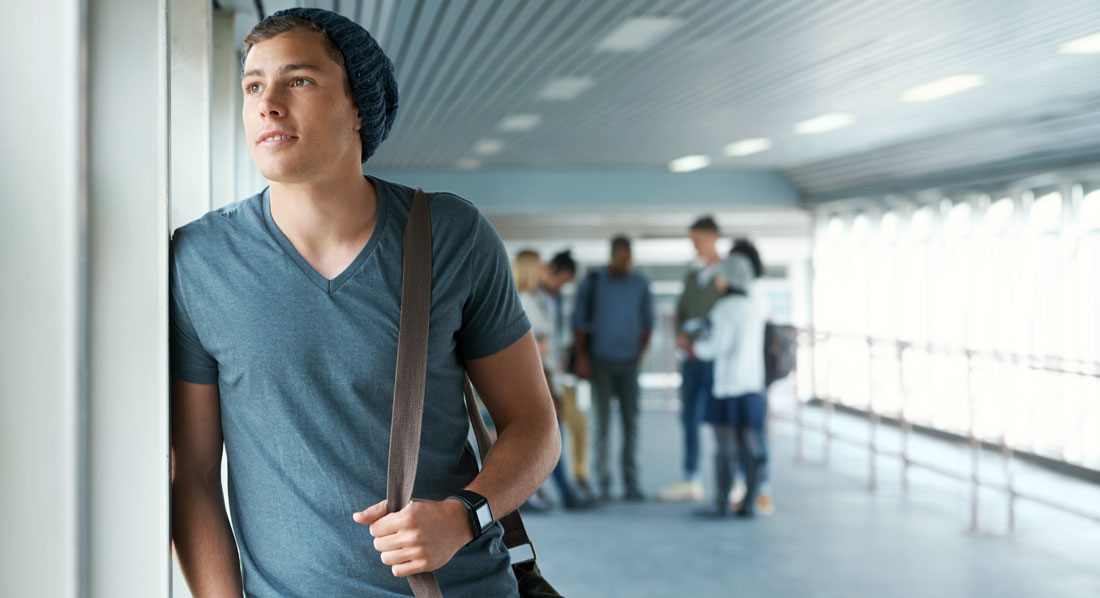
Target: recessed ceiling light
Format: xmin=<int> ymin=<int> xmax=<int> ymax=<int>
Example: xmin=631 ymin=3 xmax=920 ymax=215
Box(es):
xmin=1059 ymin=32 xmax=1100 ymax=54
xmin=537 ymin=77 xmax=595 ymax=101
xmin=498 ymin=114 xmax=542 ymax=132
xmin=901 ymin=75 xmax=985 ymax=102
xmin=669 ymin=155 xmax=711 ymax=173
xmin=455 ymin=158 xmax=481 ymax=170
xmin=793 ymin=113 xmax=856 ymax=135
xmin=595 ymin=16 xmax=683 ymax=53
xmin=724 ymin=138 xmax=772 ymax=157
xmin=472 ymin=139 xmax=504 ymax=155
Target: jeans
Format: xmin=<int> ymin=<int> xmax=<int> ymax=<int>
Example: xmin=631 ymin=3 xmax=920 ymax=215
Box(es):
xmin=679 ymin=359 xmax=713 ymax=479
xmin=591 ymin=357 xmax=641 ymax=492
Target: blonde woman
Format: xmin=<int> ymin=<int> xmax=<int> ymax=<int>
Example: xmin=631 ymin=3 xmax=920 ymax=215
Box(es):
xmin=513 ymin=250 xmax=594 ymax=510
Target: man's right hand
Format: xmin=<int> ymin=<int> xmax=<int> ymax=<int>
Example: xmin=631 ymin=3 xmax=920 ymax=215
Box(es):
xmin=573 ymin=353 xmax=592 ymax=380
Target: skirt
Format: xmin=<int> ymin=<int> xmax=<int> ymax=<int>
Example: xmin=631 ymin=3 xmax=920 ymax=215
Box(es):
xmin=704 ymin=391 xmax=767 ymax=428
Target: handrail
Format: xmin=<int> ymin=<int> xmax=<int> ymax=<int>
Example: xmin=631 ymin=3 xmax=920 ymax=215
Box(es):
xmin=774 ymin=327 xmax=1100 ymax=532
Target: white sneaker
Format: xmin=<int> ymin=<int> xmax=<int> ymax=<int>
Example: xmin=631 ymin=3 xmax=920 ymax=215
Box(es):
xmin=727 ymin=481 xmax=747 ymax=505
xmin=656 ymin=480 xmax=704 ymax=502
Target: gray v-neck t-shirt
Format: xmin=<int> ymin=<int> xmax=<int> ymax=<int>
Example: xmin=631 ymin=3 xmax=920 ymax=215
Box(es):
xmin=169 ymin=176 xmax=529 ymax=597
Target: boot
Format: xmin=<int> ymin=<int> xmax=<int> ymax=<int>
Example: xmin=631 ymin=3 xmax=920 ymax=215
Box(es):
xmin=735 ymin=454 xmax=765 ymax=519
xmin=693 ymin=455 xmax=733 ymax=519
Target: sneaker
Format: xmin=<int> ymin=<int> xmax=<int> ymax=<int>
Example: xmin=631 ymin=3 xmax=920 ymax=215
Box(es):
xmin=727 ymin=481 xmax=747 ymax=505
xmin=656 ymin=480 xmax=705 ymax=502
xmin=520 ymin=492 xmax=553 ymax=514
xmin=623 ymin=486 xmax=646 ymax=502
xmin=731 ymin=494 xmax=775 ymax=516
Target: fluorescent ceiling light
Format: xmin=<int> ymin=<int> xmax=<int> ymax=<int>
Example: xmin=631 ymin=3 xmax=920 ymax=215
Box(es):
xmin=1059 ymin=32 xmax=1100 ymax=54
xmin=793 ymin=112 xmax=856 ymax=135
xmin=595 ymin=16 xmax=683 ymax=52
xmin=724 ymin=137 xmax=772 ymax=157
xmin=668 ymin=155 xmax=711 ymax=173
xmin=901 ymin=75 xmax=985 ymax=102
xmin=497 ymin=114 xmax=542 ymax=132
xmin=537 ymin=77 xmax=595 ymax=101
xmin=454 ymin=158 xmax=481 ymax=170
xmin=472 ymin=139 xmax=504 ymax=155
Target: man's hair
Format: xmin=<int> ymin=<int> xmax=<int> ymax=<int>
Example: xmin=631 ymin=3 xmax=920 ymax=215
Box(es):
xmin=511 ymin=249 xmax=542 ymax=293
xmin=610 ymin=235 xmax=632 ymax=254
xmin=730 ymin=238 xmax=764 ymax=279
xmin=243 ymin=15 xmax=353 ymax=99
xmin=690 ymin=216 xmax=719 ymax=234
xmin=548 ymin=250 xmax=577 ymax=275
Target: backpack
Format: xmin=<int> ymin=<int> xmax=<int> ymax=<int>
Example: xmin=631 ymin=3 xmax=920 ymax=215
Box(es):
xmin=764 ymin=323 xmax=797 ymax=388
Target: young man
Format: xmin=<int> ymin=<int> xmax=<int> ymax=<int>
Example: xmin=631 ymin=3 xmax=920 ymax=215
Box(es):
xmin=572 ymin=236 xmax=654 ymax=501
xmin=657 ymin=216 xmax=724 ymax=502
xmin=169 ymin=9 xmax=559 ymax=597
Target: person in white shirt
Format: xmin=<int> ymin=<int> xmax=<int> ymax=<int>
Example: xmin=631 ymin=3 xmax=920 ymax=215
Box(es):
xmin=692 ymin=241 xmax=768 ymax=518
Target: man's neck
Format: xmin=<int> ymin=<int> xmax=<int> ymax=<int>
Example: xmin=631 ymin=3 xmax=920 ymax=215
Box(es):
xmin=268 ymin=170 xmax=378 ymax=251
xmin=700 ymin=249 xmax=720 ymax=267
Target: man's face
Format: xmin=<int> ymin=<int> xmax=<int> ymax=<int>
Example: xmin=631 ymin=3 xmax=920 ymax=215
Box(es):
xmin=689 ymin=229 xmax=717 ymax=258
xmin=610 ymin=247 xmax=632 ymax=273
xmin=542 ymin=268 xmax=575 ymax=294
xmin=241 ymin=32 xmax=361 ymax=183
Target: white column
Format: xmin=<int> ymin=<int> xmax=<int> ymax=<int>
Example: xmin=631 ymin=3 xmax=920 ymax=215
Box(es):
xmin=0 ymin=1 xmax=84 ymax=596
xmin=86 ymin=0 xmax=171 ymax=596
xmin=171 ymin=0 xmax=213 ymax=226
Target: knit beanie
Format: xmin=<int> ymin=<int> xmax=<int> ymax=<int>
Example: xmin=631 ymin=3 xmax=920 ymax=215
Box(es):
xmin=257 ymin=8 xmax=398 ymax=163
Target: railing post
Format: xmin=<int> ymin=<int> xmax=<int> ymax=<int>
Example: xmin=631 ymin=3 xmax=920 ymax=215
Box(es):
xmin=823 ymin=332 xmax=833 ymax=465
xmin=966 ymin=350 xmax=980 ymax=533
xmin=868 ymin=336 xmax=878 ymax=493
xmin=898 ymin=342 xmax=910 ymax=494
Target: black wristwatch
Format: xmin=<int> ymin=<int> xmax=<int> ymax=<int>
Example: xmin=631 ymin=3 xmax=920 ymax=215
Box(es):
xmin=448 ymin=490 xmax=493 ymax=541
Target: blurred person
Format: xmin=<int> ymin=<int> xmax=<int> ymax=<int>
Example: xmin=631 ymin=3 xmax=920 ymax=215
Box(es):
xmin=514 ymin=250 xmax=593 ymax=511
xmin=657 ymin=216 xmax=724 ymax=502
xmin=537 ymin=250 xmax=595 ymax=499
xmin=692 ymin=240 xmax=768 ymax=518
xmin=169 ymin=9 xmax=558 ymax=597
xmin=572 ymin=236 xmax=655 ymax=501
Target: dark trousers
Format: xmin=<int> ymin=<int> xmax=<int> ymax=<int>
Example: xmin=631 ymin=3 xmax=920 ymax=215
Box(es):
xmin=591 ymin=357 xmax=641 ymax=492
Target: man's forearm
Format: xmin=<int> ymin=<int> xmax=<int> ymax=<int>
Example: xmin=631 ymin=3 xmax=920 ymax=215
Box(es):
xmin=172 ymin=474 xmax=243 ymax=597
xmin=465 ymin=411 xmax=560 ymax=520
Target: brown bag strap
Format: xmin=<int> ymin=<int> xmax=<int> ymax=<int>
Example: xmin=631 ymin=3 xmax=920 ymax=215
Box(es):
xmin=389 ymin=188 xmax=541 ymax=598
xmin=388 ymin=188 xmax=443 ymax=598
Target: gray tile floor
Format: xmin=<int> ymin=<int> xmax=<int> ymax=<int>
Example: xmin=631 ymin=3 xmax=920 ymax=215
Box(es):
xmin=523 ymin=404 xmax=1100 ymax=598
xmin=173 ymin=397 xmax=1100 ymax=597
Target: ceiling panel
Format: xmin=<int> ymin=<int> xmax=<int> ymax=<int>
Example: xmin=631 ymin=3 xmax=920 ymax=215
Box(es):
xmin=233 ymin=0 xmax=1100 ymax=197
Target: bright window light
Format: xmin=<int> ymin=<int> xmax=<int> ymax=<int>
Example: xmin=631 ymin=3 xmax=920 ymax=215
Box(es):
xmin=901 ymin=75 xmax=986 ymax=102
xmin=668 ymin=154 xmax=711 ymax=173
xmin=1059 ymin=32 xmax=1100 ymax=54
xmin=595 ymin=16 xmax=683 ymax=52
xmin=908 ymin=207 xmax=933 ymax=240
xmin=497 ymin=114 xmax=541 ymax=132
xmin=881 ymin=211 xmax=899 ymax=239
xmin=1082 ymin=190 xmax=1100 ymax=231
xmin=724 ymin=137 xmax=772 ymax=156
xmin=985 ymin=198 xmax=1014 ymax=234
xmin=827 ymin=216 xmax=845 ymax=238
xmin=794 ymin=112 xmax=856 ymax=135
xmin=945 ymin=202 xmax=972 ymax=235
xmin=1029 ymin=192 xmax=1062 ymax=233
xmin=472 ymin=139 xmax=504 ymax=155
xmin=852 ymin=214 xmax=871 ymax=239
xmin=537 ymin=77 xmax=595 ymax=101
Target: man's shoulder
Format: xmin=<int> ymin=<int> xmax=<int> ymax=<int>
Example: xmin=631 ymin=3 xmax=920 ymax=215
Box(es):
xmin=371 ymin=176 xmax=481 ymax=228
xmin=171 ymin=192 xmax=263 ymax=258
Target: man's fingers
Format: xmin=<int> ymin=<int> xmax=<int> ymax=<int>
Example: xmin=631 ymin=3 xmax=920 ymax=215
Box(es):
xmin=391 ymin=559 xmax=430 ymax=578
xmin=372 ymin=531 xmax=408 ymax=553
xmin=380 ymin=546 xmax=423 ymax=567
xmin=352 ymin=499 xmax=388 ymax=526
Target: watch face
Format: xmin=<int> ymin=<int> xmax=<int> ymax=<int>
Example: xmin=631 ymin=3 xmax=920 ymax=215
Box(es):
xmin=475 ymin=504 xmax=493 ymax=529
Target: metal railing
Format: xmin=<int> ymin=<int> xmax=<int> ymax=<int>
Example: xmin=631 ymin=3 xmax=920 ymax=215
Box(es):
xmin=771 ymin=328 xmax=1100 ymax=533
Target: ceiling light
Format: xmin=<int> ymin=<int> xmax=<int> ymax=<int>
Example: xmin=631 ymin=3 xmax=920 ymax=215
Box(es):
xmin=455 ymin=158 xmax=481 ymax=170
xmin=537 ymin=77 xmax=595 ymax=101
xmin=1059 ymin=32 xmax=1100 ymax=54
xmin=472 ymin=139 xmax=504 ymax=155
xmin=668 ymin=155 xmax=711 ymax=173
xmin=724 ymin=138 xmax=772 ymax=157
xmin=793 ymin=113 xmax=856 ymax=135
xmin=901 ymin=75 xmax=985 ymax=102
xmin=595 ymin=16 xmax=683 ymax=53
xmin=498 ymin=114 xmax=542 ymax=132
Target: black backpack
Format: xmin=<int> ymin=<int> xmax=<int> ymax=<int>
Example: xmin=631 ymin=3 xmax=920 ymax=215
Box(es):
xmin=764 ymin=323 xmax=797 ymax=388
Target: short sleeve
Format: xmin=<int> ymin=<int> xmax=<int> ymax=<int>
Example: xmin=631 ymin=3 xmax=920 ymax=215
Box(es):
xmin=169 ymin=236 xmax=219 ymax=384
xmin=456 ymin=212 xmax=531 ymax=360
xmin=571 ymin=274 xmax=594 ymax=333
